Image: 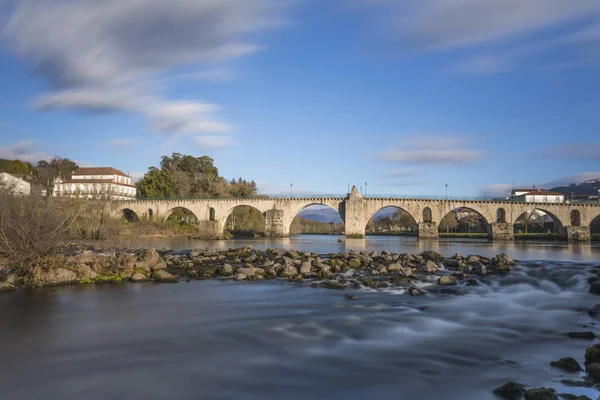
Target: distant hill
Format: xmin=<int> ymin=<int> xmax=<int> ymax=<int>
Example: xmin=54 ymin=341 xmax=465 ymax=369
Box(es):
xmin=550 ymin=178 xmax=600 ymax=197
xmin=297 ymin=204 xmax=399 ymax=223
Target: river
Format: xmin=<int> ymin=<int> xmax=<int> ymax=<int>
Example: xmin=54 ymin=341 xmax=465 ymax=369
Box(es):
xmin=1 ymin=235 xmax=600 ymax=399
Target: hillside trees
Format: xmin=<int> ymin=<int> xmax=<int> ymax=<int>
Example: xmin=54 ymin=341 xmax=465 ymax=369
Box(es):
xmin=137 ymin=153 xmax=258 ymax=199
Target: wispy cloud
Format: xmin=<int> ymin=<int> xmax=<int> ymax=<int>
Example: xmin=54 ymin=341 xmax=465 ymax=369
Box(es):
xmin=194 ymin=135 xmax=236 ymax=150
xmin=2 ymin=0 xmax=287 ymax=139
xmin=376 ymin=135 xmax=481 ymax=166
xmin=539 ymin=143 xmax=600 ymax=161
xmin=104 ymin=138 xmax=139 ymax=148
xmin=362 ymin=0 xmax=600 ymax=73
xmin=481 ymin=172 xmax=600 ymax=197
xmin=0 ymin=140 xmax=51 ymax=163
xmin=383 ymin=169 xmax=416 ymax=178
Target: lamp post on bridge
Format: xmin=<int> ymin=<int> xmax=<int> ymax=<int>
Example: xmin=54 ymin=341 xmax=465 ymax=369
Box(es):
xmin=445 ymin=182 xmax=448 ymax=201
xmin=290 ymin=182 xmax=293 ymax=199
xmin=365 ymin=182 xmax=368 ymax=198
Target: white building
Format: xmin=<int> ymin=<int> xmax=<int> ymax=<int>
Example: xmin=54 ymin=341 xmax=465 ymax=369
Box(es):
xmin=53 ymin=167 xmax=136 ymax=200
xmin=0 ymin=172 xmax=30 ymax=196
xmin=513 ymin=189 xmax=564 ymax=203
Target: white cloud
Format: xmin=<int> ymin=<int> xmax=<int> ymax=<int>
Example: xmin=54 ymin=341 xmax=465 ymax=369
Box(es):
xmin=104 ymin=138 xmax=139 ymax=148
xmin=540 ymin=144 xmax=600 ymax=160
xmin=194 ymin=135 xmax=235 ymax=149
xmin=2 ymin=0 xmax=286 ymax=134
xmin=0 ymin=140 xmax=51 ymax=163
xmin=481 ymin=184 xmax=514 ymax=198
xmin=376 ymin=135 xmax=481 ymax=166
xmin=363 ymin=0 xmax=600 ymax=72
xmin=383 ymin=169 xmax=416 ymax=178
xmin=542 ymin=172 xmax=600 ymax=188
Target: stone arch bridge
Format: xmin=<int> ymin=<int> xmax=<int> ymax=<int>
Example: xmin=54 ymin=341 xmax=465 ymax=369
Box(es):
xmin=111 ymin=187 xmax=600 ymax=241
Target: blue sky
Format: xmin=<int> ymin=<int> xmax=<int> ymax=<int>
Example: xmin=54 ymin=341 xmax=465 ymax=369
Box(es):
xmin=0 ymin=0 xmax=599 ymax=197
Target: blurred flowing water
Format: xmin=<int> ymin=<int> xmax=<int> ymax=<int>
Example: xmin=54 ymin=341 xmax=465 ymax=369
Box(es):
xmin=1 ymin=236 xmax=600 ymax=399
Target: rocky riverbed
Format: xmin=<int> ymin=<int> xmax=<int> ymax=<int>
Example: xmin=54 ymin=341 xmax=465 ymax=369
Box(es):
xmin=0 ymin=246 xmax=517 ymax=292
xmin=2 ymin=246 xmax=600 ymax=399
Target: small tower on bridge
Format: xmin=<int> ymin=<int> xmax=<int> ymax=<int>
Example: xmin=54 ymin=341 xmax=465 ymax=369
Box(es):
xmin=345 ymin=185 xmax=365 ymax=237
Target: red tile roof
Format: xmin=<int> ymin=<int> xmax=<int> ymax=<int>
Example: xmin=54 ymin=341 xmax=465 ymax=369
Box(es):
xmin=72 ymin=167 xmax=131 ymax=178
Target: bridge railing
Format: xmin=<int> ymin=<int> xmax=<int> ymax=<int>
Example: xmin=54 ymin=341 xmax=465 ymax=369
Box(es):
xmin=132 ymin=194 xmax=502 ymax=201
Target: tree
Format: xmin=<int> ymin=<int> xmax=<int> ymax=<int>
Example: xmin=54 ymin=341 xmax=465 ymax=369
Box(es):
xmin=439 ymin=212 xmax=459 ymax=233
xmin=137 ymin=167 xmax=176 ymax=198
xmin=515 ymin=210 xmax=545 ymax=234
xmin=33 ymin=157 xmax=78 ymax=189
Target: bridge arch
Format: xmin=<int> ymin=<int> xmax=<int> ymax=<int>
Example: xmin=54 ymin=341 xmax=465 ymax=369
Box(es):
xmin=120 ymin=208 xmax=140 ymax=222
xmin=288 ymin=202 xmax=345 ymax=236
xmin=366 ymin=206 xmax=417 ymax=235
xmin=513 ymin=208 xmax=565 ymax=235
xmin=164 ymin=206 xmax=200 ymax=223
xmin=439 ymin=207 xmax=490 ymax=234
xmin=223 ymin=205 xmax=267 ymax=236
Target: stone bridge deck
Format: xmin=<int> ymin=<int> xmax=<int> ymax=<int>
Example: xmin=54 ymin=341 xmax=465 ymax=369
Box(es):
xmin=112 ymin=187 xmax=600 ymax=241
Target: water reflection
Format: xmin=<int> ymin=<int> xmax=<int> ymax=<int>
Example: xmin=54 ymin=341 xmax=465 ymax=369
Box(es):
xmin=136 ymin=235 xmax=600 ymax=262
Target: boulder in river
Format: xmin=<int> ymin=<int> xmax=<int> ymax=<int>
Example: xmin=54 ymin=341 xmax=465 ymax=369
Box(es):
xmin=587 ymin=304 xmax=600 ymax=318
xmin=217 ymin=264 xmax=233 ymax=276
xmin=568 ymin=332 xmax=595 ymax=340
xmin=589 ymin=281 xmax=600 ymax=295
xmin=153 ymin=270 xmax=178 ymax=283
xmin=523 ymin=387 xmax=558 ymax=400
xmin=585 ymin=362 xmax=600 ymax=382
xmin=131 ymin=273 xmax=148 ymax=283
xmin=437 ymin=276 xmax=456 ymax=286
xmin=550 ymin=357 xmax=583 ymax=372
xmin=492 ymin=381 xmax=525 ymax=400
xmin=584 ymin=344 xmax=600 ymax=365
xmin=419 ymin=260 xmax=438 ymax=273
xmin=0 ymin=281 xmax=16 ymax=292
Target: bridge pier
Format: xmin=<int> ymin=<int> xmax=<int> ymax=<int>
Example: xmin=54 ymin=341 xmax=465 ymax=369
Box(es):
xmin=488 ymin=222 xmax=514 ymax=241
xmin=265 ymin=209 xmax=288 ymax=237
xmin=418 ymin=222 xmax=438 ymax=239
xmin=344 ymin=186 xmax=366 ymax=238
xmin=565 ymin=226 xmax=591 ymax=242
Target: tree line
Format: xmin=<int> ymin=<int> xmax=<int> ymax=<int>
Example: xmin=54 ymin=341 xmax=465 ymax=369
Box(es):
xmin=137 ymin=153 xmax=259 ymax=199
xmin=0 ymin=158 xmax=79 ymax=190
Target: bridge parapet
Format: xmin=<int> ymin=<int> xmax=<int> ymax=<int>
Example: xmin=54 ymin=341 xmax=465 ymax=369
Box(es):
xmin=109 ymin=192 xmax=600 ymax=241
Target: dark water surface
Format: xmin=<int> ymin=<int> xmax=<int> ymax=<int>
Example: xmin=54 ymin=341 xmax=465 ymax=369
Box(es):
xmin=2 ymin=236 xmax=600 ymax=399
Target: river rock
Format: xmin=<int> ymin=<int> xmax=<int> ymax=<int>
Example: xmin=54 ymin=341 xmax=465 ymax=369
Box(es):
xmin=472 ymin=262 xmax=487 ymax=276
xmin=421 ymin=250 xmax=443 ymax=262
xmin=586 ymin=363 xmax=600 ymax=382
xmin=234 ymin=273 xmax=248 ymax=281
xmin=322 ymin=280 xmax=345 ymax=290
xmin=78 ymin=264 xmax=98 ymax=280
xmin=280 ymin=266 xmax=298 ymax=278
xmin=437 ymin=276 xmax=456 ymax=286
xmin=237 ymin=267 xmax=256 ymax=277
xmin=589 ymin=281 xmax=600 ymax=295
xmin=348 ymin=259 xmax=361 ymax=269
xmin=217 ymin=264 xmax=233 ymax=276
xmin=584 ymin=344 xmax=600 ymax=365
xmin=420 ymin=260 xmax=438 ymax=273
xmin=136 ymin=248 xmax=161 ymax=272
xmin=550 ymin=357 xmax=583 ymax=372
xmin=399 ymin=267 xmax=413 ymax=278
xmin=409 ymin=287 xmax=424 ymax=296
xmin=0 ymin=281 xmax=15 ymax=292
xmin=588 ymin=304 xmax=600 ymax=318
xmin=387 ymin=263 xmax=402 ymax=272
xmin=568 ymin=331 xmax=595 ymax=340
xmin=300 ymin=261 xmax=312 ymax=275
xmin=493 ymin=381 xmax=525 ymax=400
xmin=523 ymin=388 xmax=558 ymax=400
xmin=151 ymin=270 xmax=178 ymax=283
xmin=131 ymin=273 xmax=148 ymax=282
xmin=38 ymin=267 xmax=78 ymax=285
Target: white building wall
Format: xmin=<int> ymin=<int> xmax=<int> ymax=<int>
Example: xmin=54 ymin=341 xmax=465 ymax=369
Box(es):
xmin=0 ymin=172 xmax=31 ymax=196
